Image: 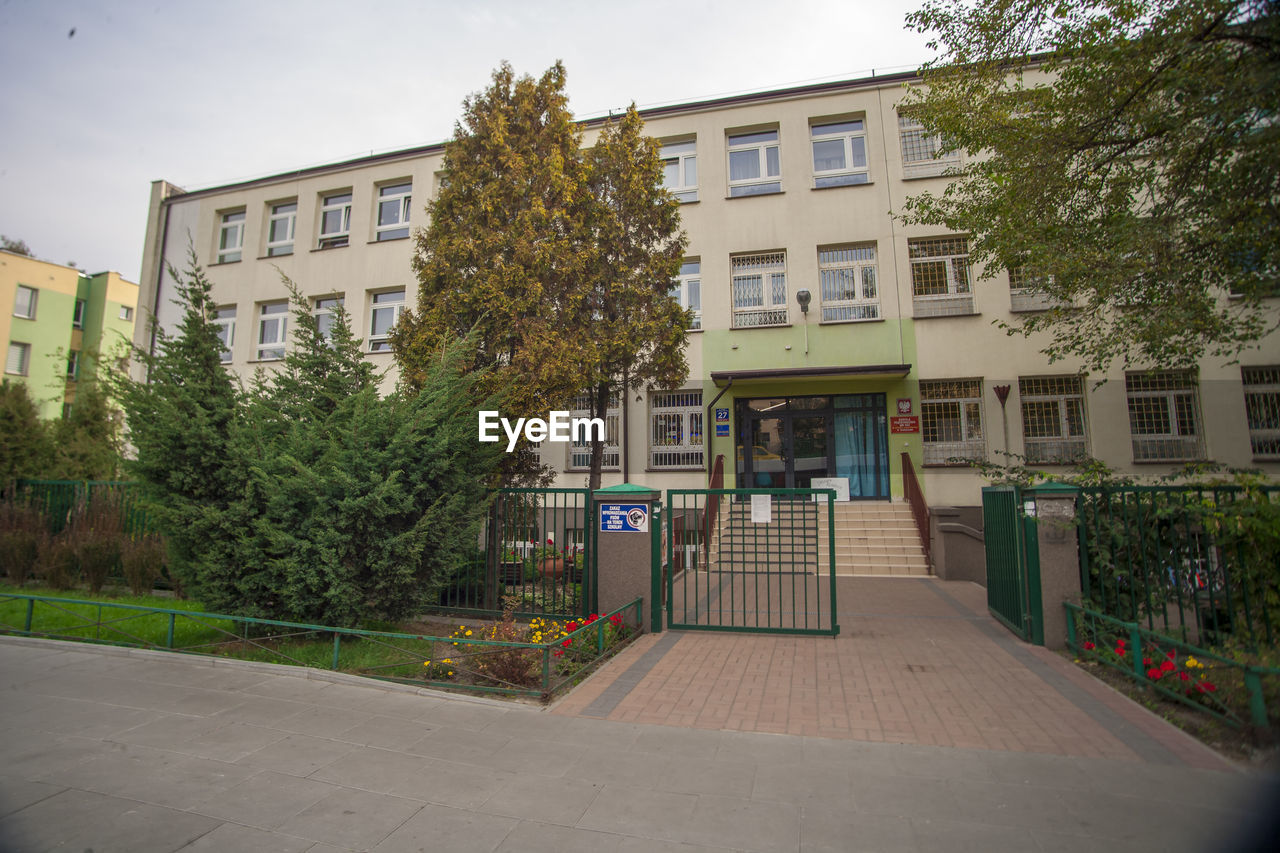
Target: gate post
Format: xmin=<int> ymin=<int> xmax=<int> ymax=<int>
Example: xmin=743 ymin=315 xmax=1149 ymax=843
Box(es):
xmin=592 ymin=483 xmax=660 ymax=634
xmin=1024 ymin=482 xmax=1082 ymax=650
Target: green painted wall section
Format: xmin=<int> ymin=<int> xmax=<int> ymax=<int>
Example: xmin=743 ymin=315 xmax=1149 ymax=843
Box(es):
xmin=9 ymin=285 xmax=75 ymax=419
xmin=699 ymin=319 xmax=923 ymax=497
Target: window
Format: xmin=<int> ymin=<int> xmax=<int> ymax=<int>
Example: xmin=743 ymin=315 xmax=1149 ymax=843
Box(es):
xmin=650 ymin=390 xmax=704 ymax=469
xmin=818 ymin=244 xmax=878 ymax=321
xmin=731 ymin=252 xmax=788 ymax=328
xmin=898 ymin=113 xmax=960 ymax=179
xmin=13 ymin=285 xmax=36 ymax=319
xmin=319 ymin=192 xmax=352 ymax=249
xmin=1242 ymin=367 xmax=1280 ymax=459
xmin=376 ymin=182 xmax=412 ymax=241
xmin=672 ymin=259 xmax=701 ymax=330
xmin=72 ymin=299 xmax=86 ymax=329
xmin=569 ymin=391 xmax=620 ymax=470
xmin=1019 ymin=376 xmax=1088 ymax=464
xmin=909 ymin=236 xmax=973 ymax=317
xmin=213 ymin=306 xmax=236 ymax=363
xmin=1126 ymin=371 xmax=1204 ymax=462
xmin=660 ymin=140 xmax=698 ymax=202
xmin=921 ymin=379 xmax=984 ymax=465
xmin=314 ymin=296 xmax=343 ymax=342
xmin=66 ymin=350 xmax=79 ymax=380
xmin=1009 ymin=266 xmax=1062 ymax=312
xmin=5 ymin=342 xmax=30 ymax=376
xmin=217 ymin=211 xmax=244 ymax=263
xmin=811 ymin=119 xmax=868 ymax=187
xmin=267 ymin=201 xmax=297 ymax=257
xmin=119 ymin=306 xmax=133 ymax=321
xmin=256 ymin=302 xmax=288 ymax=361
xmin=727 ymin=129 xmax=781 ymax=196
xmin=368 ymin=289 xmax=405 ymax=352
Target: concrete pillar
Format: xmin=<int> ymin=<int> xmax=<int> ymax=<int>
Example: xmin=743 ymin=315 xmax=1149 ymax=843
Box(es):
xmin=593 ymin=483 xmax=660 ymax=633
xmin=1025 ymin=483 xmax=1082 ymax=650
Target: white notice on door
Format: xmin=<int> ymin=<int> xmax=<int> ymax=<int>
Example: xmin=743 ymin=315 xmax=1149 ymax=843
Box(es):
xmin=750 ymin=494 xmax=772 ymax=524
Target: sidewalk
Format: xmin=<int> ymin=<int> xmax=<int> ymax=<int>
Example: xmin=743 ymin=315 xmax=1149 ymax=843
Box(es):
xmin=0 ymin=629 xmax=1273 ymax=852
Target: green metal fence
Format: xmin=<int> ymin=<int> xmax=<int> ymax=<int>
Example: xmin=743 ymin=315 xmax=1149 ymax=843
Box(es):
xmin=665 ymin=488 xmax=839 ymax=636
xmin=1065 ymin=602 xmax=1280 ymax=731
xmin=0 ymin=592 xmax=641 ymax=699
xmin=981 ymin=485 xmax=1044 ymax=644
xmin=434 ymin=487 xmax=595 ymax=620
xmin=1077 ymin=485 xmax=1279 ymax=651
xmin=11 ymin=480 xmax=153 ymax=537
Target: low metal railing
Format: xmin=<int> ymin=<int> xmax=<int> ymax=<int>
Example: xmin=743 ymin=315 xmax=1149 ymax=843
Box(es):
xmin=0 ymin=593 xmax=642 ymax=699
xmin=1065 ymin=602 xmax=1279 ymax=731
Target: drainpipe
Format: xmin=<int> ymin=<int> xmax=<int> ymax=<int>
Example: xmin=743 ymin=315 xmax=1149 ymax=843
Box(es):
xmin=705 ymin=378 xmax=733 ymax=483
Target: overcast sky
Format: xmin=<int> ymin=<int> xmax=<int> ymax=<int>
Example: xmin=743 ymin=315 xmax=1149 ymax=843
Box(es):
xmin=0 ymin=0 xmax=933 ymax=283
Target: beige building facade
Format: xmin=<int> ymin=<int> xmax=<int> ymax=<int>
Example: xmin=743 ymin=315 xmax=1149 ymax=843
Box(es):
xmin=135 ymin=69 xmax=1280 ymax=569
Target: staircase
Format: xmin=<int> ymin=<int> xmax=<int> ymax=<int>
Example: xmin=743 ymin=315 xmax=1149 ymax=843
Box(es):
xmin=701 ymin=499 xmax=931 ymax=576
xmin=826 ymin=501 xmax=931 ymax=576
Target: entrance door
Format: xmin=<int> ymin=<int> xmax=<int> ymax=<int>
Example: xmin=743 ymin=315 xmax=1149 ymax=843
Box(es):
xmin=738 ymin=395 xmax=890 ymax=497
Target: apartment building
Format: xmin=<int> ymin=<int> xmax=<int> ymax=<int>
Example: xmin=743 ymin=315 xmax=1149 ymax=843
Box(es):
xmin=3 ymin=250 xmax=138 ymax=419
xmin=134 ymin=68 xmax=1280 ymax=564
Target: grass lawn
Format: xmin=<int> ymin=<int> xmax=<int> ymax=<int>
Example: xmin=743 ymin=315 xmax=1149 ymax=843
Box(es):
xmin=0 ymin=585 xmax=635 ymax=698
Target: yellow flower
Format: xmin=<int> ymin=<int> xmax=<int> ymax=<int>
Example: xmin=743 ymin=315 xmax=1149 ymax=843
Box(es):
xmin=423 ymin=660 xmax=431 ymax=666
xmin=1185 ymin=657 xmax=1201 ymax=669
xmin=465 ymin=629 xmax=473 ymax=637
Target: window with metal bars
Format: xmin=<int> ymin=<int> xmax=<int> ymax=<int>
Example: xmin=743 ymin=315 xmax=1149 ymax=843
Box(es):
xmin=1242 ymin=366 xmax=1280 ymax=460
xmin=909 ymin=236 xmax=973 ymax=317
xmin=920 ymin=379 xmax=984 ymax=465
xmin=568 ymin=390 xmax=620 ymax=470
xmin=649 ymin=390 xmax=704 ymax=469
xmin=731 ymin=251 xmax=788 ymax=327
xmin=1008 ymin=266 xmax=1062 ymax=312
xmin=1125 ymin=371 xmax=1204 ymax=462
xmin=1019 ymin=376 xmax=1088 ymax=464
xmin=818 ymin=244 xmax=878 ymax=322
xmin=898 ymin=113 xmax=960 ymax=179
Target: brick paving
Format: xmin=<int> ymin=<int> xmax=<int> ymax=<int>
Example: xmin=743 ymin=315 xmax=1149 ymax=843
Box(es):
xmin=553 ymin=577 xmax=1233 ymax=771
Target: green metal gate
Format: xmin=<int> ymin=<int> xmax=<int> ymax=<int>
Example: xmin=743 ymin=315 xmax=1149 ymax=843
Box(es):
xmin=981 ymin=485 xmax=1043 ymax=644
xmin=663 ymin=488 xmax=839 ymax=636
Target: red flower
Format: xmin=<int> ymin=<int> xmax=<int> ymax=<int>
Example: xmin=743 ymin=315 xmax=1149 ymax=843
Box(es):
xmin=610 ymin=614 xmax=623 ymax=627
xmin=546 ymin=537 xmax=554 ymax=545
xmin=1146 ymin=667 xmax=1163 ymax=680
xmin=565 ymin=621 xmax=579 ymax=633
xmin=1116 ymin=639 xmax=1127 ymax=648
xmin=1160 ymin=660 xmax=1175 ymax=672
xmin=1196 ymin=682 xmax=1217 ymax=694
xmin=1083 ymin=641 xmax=1095 ymax=650
xmin=1142 ymin=657 xmax=1152 ymax=666
xmin=561 ymin=638 xmax=572 ymax=648
xmin=553 ymin=649 xmax=564 ymax=658
xmin=1165 ymin=649 xmax=1177 ymax=660
xmin=1179 ymin=672 xmax=1191 ymax=682
xmin=1115 ymin=648 xmax=1126 ymax=657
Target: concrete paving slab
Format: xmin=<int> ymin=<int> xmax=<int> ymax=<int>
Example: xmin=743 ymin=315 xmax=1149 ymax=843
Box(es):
xmin=274 ymin=786 xmax=426 ymax=850
xmin=480 ymin=775 xmax=604 ymax=825
xmin=191 ymin=769 xmax=339 ymax=829
xmin=369 ymin=801 xmax=518 ymax=853
xmin=48 ymin=740 xmax=259 ymax=810
xmin=576 ymin=783 xmax=699 ymax=841
xmin=495 ymin=820 xmax=622 ymax=853
xmin=333 ymin=712 xmax=435 ymax=749
xmin=312 ymin=745 xmax=514 ymax=808
xmin=798 ymin=809 xmax=918 ymax=853
xmin=177 ymin=821 xmax=317 ymax=853
xmin=235 ymin=732 xmax=358 ymax=777
xmin=0 ymin=778 xmax=63 ymax=820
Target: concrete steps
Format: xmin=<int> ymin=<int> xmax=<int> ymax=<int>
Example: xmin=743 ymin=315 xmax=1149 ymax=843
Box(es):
xmin=703 ymin=500 xmax=930 ymax=576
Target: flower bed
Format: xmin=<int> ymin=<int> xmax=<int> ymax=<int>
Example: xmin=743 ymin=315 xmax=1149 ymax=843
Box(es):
xmin=1066 ymin=602 xmax=1280 ymax=734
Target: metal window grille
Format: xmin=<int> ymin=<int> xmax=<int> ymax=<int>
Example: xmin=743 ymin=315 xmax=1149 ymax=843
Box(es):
xmin=1242 ymin=366 xmax=1280 ymax=459
xmin=1125 ymin=371 xmax=1204 ymax=462
xmin=1009 ymin=266 xmax=1061 ymax=312
xmin=731 ymin=252 xmax=788 ymax=327
xmin=898 ymin=114 xmax=960 ymax=178
xmin=909 ymin=237 xmax=973 ymax=317
xmin=921 ymin=379 xmax=984 ymax=464
xmin=1019 ymin=376 xmax=1088 ymax=463
xmin=569 ymin=391 xmax=620 ymax=470
xmin=818 ymin=245 xmax=879 ymax=321
xmin=649 ymin=390 xmax=704 ymax=469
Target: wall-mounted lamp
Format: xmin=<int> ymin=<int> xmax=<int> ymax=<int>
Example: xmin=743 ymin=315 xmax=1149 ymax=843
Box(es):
xmin=796 ymin=290 xmax=811 ymax=315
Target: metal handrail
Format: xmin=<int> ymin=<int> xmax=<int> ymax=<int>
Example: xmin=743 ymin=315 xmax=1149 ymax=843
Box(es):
xmin=901 ymin=452 xmax=931 ymax=569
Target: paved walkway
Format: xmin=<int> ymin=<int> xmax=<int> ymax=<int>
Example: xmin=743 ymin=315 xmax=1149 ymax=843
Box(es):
xmin=555 ymin=578 xmax=1231 ymax=769
xmin=0 ymin=583 xmax=1275 ymax=852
